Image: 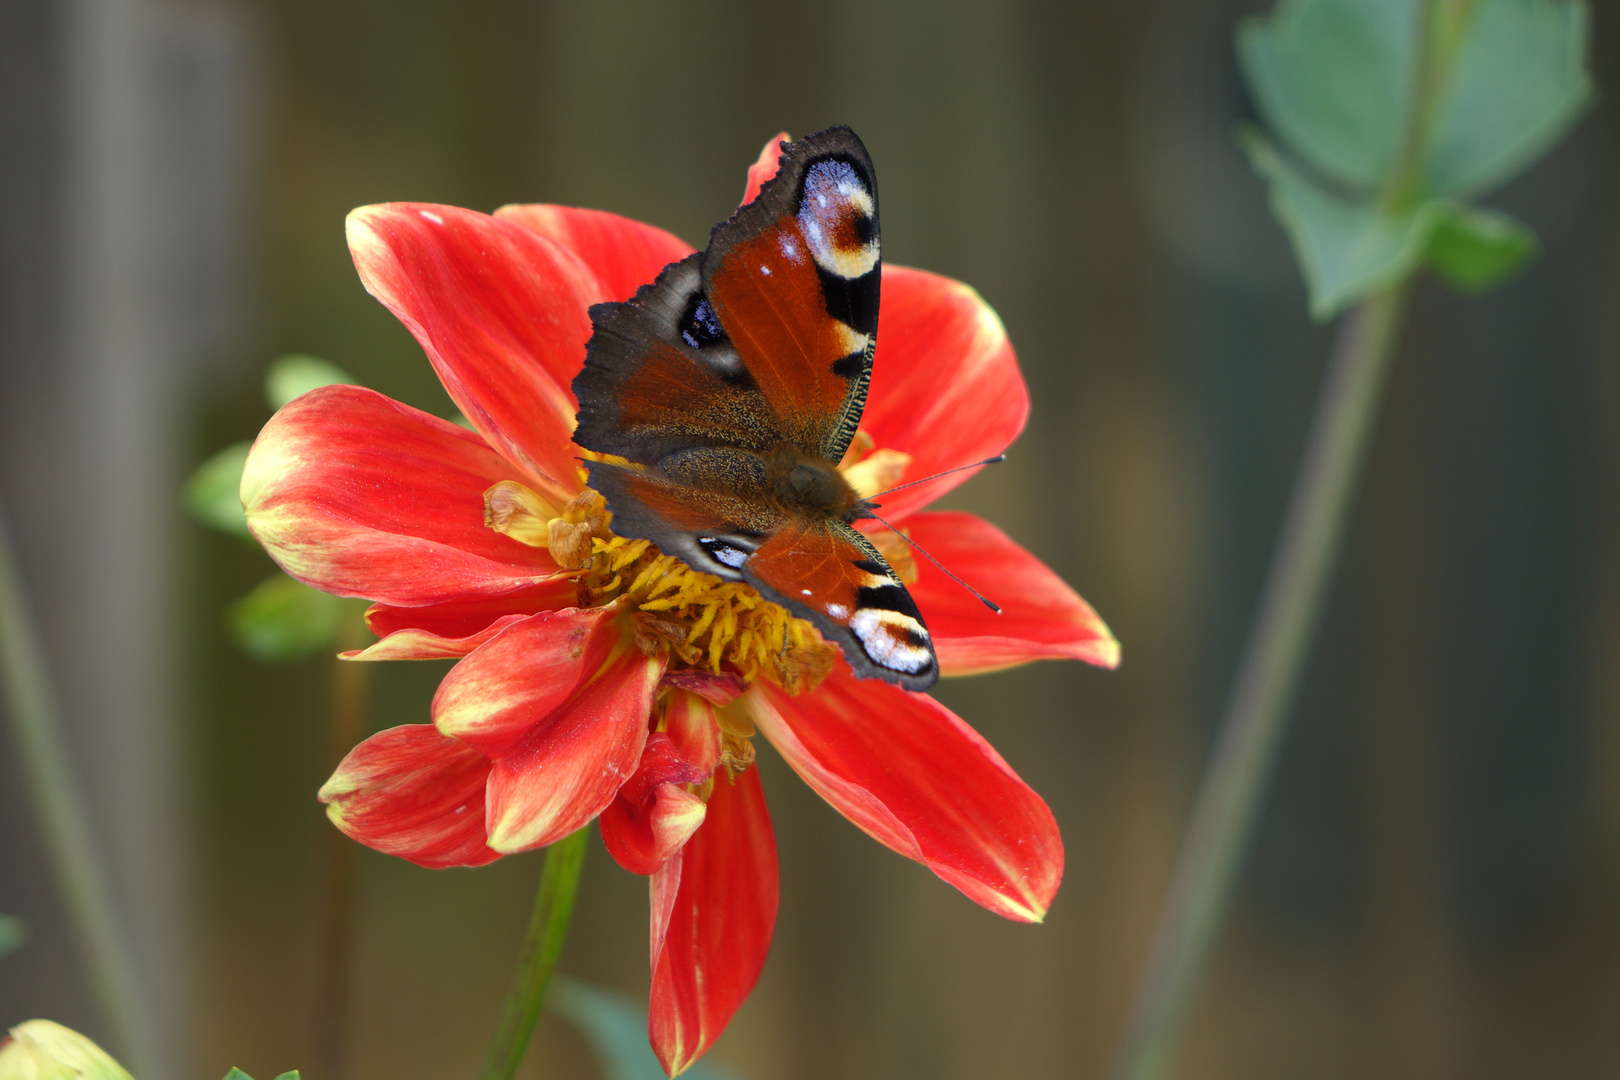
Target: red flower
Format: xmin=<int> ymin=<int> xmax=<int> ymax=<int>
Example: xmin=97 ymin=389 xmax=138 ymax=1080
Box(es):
xmin=242 ymin=135 xmax=1117 ymax=1075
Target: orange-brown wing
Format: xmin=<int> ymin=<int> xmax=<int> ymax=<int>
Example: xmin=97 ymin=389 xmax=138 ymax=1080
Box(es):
xmin=584 ymin=457 xmax=789 ymax=581
xmin=742 ymin=517 xmax=938 ymax=691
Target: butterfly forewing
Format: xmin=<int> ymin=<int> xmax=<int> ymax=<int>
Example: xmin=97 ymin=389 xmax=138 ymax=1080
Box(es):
xmin=702 ymin=128 xmax=880 ymax=463
xmin=574 ymin=254 xmax=782 ymax=464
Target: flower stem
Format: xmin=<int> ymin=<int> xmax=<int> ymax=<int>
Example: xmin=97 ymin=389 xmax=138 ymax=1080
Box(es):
xmin=478 ymin=826 xmax=591 ymax=1080
xmin=0 ymin=502 xmax=165 ymax=1078
xmin=1112 ymin=286 xmax=1408 ymax=1080
xmin=309 ymin=608 xmax=373 ymax=1080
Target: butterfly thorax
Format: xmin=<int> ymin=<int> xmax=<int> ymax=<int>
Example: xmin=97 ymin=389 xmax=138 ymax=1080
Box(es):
xmin=763 ymin=446 xmax=863 ymax=522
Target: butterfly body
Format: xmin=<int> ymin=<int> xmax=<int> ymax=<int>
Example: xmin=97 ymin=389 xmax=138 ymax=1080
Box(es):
xmin=573 ymin=127 xmax=939 ymax=691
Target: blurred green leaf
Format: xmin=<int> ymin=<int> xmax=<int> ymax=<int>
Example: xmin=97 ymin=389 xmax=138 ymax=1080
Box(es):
xmin=264 ymin=354 xmax=356 ymax=411
xmin=550 ymin=977 xmax=739 ymax=1080
xmin=185 ymin=442 xmax=253 ymax=541
xmin=220 ymin=1070 xmax=252 ymax=1080
xmin=0 ymin=914 xmax=27 ymax=958
xmin=229 ymin=574 xmax=345 ymax=662
xmin=1426 ymin=0 xmax=1593 ymax=197
xmin=1237 ymin=0 xmax=1417 ymax=190
xmin=1424 ymin=204 xmax=1536 ymax=290
xmin=272 ymin=1073 xmax=301 ymax=1080
xmin=1242 ymin=132 xmax=1450 ymax=319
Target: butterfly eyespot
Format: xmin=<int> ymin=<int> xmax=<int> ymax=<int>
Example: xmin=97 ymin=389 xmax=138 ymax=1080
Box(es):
xmin=849 ymin=608 xmax=934 ymax=674
xmin=679 ymin=295 xmax=727 ymax=350
xmin=697 ymin=537 xmax=751 ymax=569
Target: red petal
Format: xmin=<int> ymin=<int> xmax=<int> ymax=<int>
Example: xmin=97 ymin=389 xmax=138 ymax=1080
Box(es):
xmin=494 ymin=205 xmax=693 ymax=303
xmin=739 ymin=131 xmax=788 ymax=206
xmin=898 ymin=511 xmax=1119 ymax=674
xmin=318 ymin=725 xmax=499 ymax=869
xmin=364 ymin=583 xmax=579 ymax=641
xmin=434 ymin=607 xmax=622 ymax=756
xmin=347 ymin=203 xmax=601 ymax=504
xmin=442 ymin=612 xmax=663 ymax=852
xmin=660 ymin=691 xmax=722 ymax=775
xmin=860 ymin=267 xmax=1030 ymax=520
xmin=600 ymin=732 xmax=711 ymax=875
xmin=750 ymin=670 xmax=1062 ymax=922
xmin=650 ymin=766 xmax=777 ymax=1076
xmin=343 ymin=613 xmax=532 ymax=661
xmin=242 ymin=385 xmax=561 ymax=605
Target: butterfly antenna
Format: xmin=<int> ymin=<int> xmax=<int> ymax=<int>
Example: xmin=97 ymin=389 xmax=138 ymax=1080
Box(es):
xmin=867 ymin=455 xmax=1006 ymax=500
xmin=865 ymin=507 xmax=1002 ymax=614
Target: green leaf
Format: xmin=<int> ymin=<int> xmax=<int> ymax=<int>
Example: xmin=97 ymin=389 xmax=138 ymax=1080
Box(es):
xmin=1242 ymin=131 xmax=1448 ymax=319
xmin=1426 ymin=0 xmax=1593 ymax=197
xmin=271 ymin=1072 xmax=301 ymax=1080
xmin=1424 ymin=204 xmax=1536 ymax=290
xmin=185 ymin=442 xmax=254 ymax=540
xmin=1237 ymin=0 xmax=1419 ymax=190
xmin=0 ymin=914 xmax=27 ymax=958
xmin=549 ymin=977 xmax=740 ymax=1080
xmin=264 ymin=354 xmax=356 ymax=411
xmin=229 ymin=574 xmax=345 ymax=662
xmin=219 ymin=1070 xmax=253 ymax=1080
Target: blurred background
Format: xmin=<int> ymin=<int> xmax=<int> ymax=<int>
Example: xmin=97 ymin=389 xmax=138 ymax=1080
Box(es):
xmin=2 ymin=1 xmax=1618 ymax=1078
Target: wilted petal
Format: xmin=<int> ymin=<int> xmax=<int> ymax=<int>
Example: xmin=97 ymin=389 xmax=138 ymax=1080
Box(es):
xmin=600 ymin=731 xmax=711 ymax=875
xmin=347 ymin=203 xmax=602 ymax=504
xmin=739 ymin=131 xmax=789 ymax=206
xmin=650 ymin=765 xmax=777 ymax=1077
xmin=899 ymin=511 xmax=1119 ymax=674
xmin=494 ymin=204 xmax=693 ymax=303
xmin=751 ymin=669 xmax=1062 ymax=922
xmin=318 ymin=725 xmax=499 ymax=869
xmin=447 ymin=612 xmax=664 ymax=852
xmin=242 ymin=385 xmax=561 ymax=606
xmin=859 ymin=267 xmax=1030 ymax=519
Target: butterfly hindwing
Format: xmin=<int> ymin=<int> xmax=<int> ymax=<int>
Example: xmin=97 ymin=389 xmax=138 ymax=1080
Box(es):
xmin=741 ymin=517 xmax=937 ymax=691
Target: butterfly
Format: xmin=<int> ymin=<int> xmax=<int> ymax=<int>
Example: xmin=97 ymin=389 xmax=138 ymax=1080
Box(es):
xmin=571 ymin=125 xmax=939 ymax=691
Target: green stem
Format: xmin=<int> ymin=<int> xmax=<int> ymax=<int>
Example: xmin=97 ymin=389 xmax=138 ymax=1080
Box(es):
xmin=1112 ymin=286 xmax=1408 ymax=1080
xmin=0 ymin=503 xmax=165 ymax=1078
xmin=478 ymin=826 xmax=590 ymax=1080
xmin=309 ymin=609 xmax=373 ymax=1080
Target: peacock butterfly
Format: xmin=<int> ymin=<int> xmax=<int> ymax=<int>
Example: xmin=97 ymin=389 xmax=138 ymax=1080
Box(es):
xmin=572 ymin=125 xmax=939 ymax=691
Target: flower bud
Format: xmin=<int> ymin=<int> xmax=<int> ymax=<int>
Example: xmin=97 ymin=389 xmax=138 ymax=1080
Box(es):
xmin=0 ymin=1020 xmax=135 ymax=1080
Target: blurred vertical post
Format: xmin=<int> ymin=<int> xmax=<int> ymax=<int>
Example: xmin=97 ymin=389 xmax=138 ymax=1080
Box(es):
xmin=0 ymin=0 xmax=257 ymax=1074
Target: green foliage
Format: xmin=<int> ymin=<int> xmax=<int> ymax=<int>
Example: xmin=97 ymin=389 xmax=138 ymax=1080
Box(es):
xmin=1423 ymin=204 xmax=1537 ymax=290
xmin=550 ymin=977 xmax=739 ymax=1080
xmin=264 ymin=354 xmax=356 ymax=411
xmin=1238 ymin=0 xmax=1417 ymax=191
xmin=1238 ymin=0 xmax=1591 ymax=318
xmin=219 ymin=1069 xmax=299 ymax=1080
xmin=229 ymin=574 xmax=347 ymax=662
xmin=1425 ymin=0 xmax=1592 ymax=196
xmin=0 ymin=915 xmax=27 ymax=959
xmin=185 ymin=442 xmax=254 ymax=541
